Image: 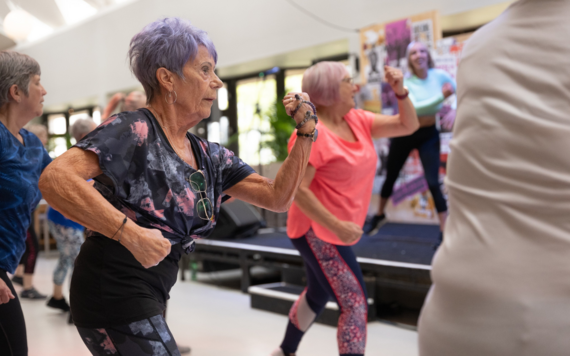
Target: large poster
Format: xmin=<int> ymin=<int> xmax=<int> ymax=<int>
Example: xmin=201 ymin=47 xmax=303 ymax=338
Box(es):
xmin=360 ymin=12 xmax=472 ymax=224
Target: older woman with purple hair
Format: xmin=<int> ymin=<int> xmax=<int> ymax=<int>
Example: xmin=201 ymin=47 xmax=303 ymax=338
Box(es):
xmin=39 ymin=18 xmax=316 ymax=355
xmin=271 ymin=62 xmax=418 ymax=356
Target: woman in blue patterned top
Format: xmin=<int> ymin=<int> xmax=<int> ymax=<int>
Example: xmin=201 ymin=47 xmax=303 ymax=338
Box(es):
xmin=0 ymin=51 xmax=50 ymax=356
xmin=40 ymin=18 xmax=317 ymax=355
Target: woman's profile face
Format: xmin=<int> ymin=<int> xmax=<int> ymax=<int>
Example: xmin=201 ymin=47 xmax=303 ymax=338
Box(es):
xmin=338 ymin=69 xmax=359 ymax=111
xmin=21 ymin=74 xmax=47 ymax=118
xmin=174 ymin=46 xmax=223 ymax=119
xmin=408 ymin=42 xmax=429 ymax=73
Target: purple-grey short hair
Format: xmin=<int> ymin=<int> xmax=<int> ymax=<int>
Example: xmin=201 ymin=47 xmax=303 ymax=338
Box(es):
xmin=302 ymin=61 xmax=347 ymax=107
xmin=128 ymin=18 xmax=218 ymax=103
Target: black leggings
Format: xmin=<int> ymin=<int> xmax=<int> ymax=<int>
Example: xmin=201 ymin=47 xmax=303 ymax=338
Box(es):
xmin=380 ymin=126 xmax=447 ymax=213
xmin=77 ymin=315 xmax=180 ymax=355
xmin=19 ymin=223 xmax=39 ymax=274
xmin=0 ymin=270 xmax=27 ymax=356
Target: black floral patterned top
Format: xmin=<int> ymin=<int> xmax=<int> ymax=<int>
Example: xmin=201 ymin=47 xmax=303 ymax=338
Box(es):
xmin=70 ymin=108 xmax=255 ymax=328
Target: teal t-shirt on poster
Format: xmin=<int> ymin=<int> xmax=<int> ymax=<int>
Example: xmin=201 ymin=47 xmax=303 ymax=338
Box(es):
xmin=405 ymin=68 xmax=457 ymax=116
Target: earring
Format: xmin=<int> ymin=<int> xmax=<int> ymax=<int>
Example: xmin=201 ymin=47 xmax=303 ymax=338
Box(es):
xmin=165 ymin=90 xmax=177 ymax=105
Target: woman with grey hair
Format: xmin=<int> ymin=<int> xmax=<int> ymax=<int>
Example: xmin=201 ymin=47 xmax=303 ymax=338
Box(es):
xmin=40 ymin=17 xmax=317 ymax=355
xmin=46 ymin=118 xmax=97 ymax=314
xmin=0 ymin=50 xmax=50 ymax=355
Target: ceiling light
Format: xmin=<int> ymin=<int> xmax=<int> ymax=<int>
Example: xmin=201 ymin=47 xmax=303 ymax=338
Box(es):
xmin=54 ymin=0 xmax=97 ymax=25
xmin=3 ymin=9 xmax=34 ymax=41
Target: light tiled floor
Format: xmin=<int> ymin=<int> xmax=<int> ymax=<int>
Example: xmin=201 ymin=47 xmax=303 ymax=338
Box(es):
xmin=18 ymin=255 xmax=418 ymax=356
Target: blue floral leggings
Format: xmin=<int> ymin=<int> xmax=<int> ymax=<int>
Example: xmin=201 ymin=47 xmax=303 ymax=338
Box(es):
xmin=48 ymin=221 xmax=84 ymax=286
xmin=77 ymin=315 xmax=180 ymax=355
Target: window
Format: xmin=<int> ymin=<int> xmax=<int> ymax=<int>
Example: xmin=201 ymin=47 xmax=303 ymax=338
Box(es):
xmin=285 ymin=69 xmax=306 ymax=93
xmin=48 ymin=114 xmax=66 ymax=135
xmin=236 ymin=75 xmax=276 ymax=166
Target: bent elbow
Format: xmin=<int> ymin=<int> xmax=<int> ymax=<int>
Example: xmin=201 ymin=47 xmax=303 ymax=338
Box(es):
xmin=271 ymin=198 xmax=294 ymax=213
xmin=411 ymin=121 xmax=420 ymax=132
xmin=38 ymin=169 xmax=52 ymax=197
xmin=404 ymin=120 xmax=420 ymax=135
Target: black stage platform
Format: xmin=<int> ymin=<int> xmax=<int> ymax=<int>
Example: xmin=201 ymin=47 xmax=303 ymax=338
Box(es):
xmin=187 ymin=223 xmax=440 ymax=326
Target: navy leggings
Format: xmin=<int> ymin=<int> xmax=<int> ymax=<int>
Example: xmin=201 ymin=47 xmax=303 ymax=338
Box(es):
xmin=0 ymin=270 xmax=27 ymax=356
xmin=380 ymin=125 xmax=447 ymax=213
xmin=280 ymin=229 xmax=368 ymax=356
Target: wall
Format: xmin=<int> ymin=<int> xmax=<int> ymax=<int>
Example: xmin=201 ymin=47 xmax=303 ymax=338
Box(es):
xmin=16 ymin=0 xmax=512 ymax=111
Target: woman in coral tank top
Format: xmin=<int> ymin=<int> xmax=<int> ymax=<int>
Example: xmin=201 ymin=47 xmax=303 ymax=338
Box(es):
xmin=271 ymin=62 xmax=419 ymax=356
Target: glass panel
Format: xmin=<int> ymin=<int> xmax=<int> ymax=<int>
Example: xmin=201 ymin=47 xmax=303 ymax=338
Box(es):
xmin=285 ymin=69 xmax=306 ymax=93
xmin=207 ymin=121 xmax=220 ymax=143
xmin=220 ymin=116 xmax=229 ymax=145
xmin=218 ymin=84 xmax=229 ymax=111
xmin=48 ymin=114 xmax=66 ymax=135
xmin=92 ymin=107 xmax=101 ymax=125
xmin=53 ymin=137 xmax=68 ymax=157
xmin=236 ymin=75 xmax=276 ymax=166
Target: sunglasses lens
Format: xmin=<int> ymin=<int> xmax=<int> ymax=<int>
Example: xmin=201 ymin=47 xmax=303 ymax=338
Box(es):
xmin=189 ymin=171 xmax=206 ymax=192
xmin=197 ymin=198 xmax=213 ymax=220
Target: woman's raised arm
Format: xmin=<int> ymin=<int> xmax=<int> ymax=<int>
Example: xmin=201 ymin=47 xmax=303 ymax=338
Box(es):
xmin=371 ymin=66 xmax=419 ymax=139
xmin=39 ymin=148 xmax=171 ymax=268
xmin=224 ymin=93 xmax=315 ymax=212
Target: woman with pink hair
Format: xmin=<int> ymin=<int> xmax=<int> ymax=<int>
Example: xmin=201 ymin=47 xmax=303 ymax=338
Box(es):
xmin=271 ymin=62 xmax=419 ymax=356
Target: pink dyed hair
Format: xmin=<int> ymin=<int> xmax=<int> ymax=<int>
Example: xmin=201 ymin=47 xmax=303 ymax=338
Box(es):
xmin=302 ymin=61 xmax=347 ymax=107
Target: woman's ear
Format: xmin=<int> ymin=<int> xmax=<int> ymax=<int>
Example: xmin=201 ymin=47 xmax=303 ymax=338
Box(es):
xmin=156 ymin=68 xmax=175 ymax=93
xmin=9 ymin=84 xmax=22 ymax=103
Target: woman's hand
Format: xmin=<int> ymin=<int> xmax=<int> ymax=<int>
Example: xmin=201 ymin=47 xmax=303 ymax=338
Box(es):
xmin=442 ymin=83 xmax=455 ymax=99
xmin=0 ymin=279 xmax=15 ymax=305
xmin=122 ymin=227 xmax=172 ymax=269
xmin=384 ymin=66 xmax=406 ymax=96
xmin=333 ymin=220 xmax=363 ymax=244
xmin=440 ymin=108 xmax=456 ymax=130
xmin=283 ymin=92 xmax=316 ymax=133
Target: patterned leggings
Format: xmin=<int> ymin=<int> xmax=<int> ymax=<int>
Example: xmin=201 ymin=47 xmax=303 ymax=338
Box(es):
xmin=280 ymin=229 xmax=368 ymax=356
xmin=48 ymin=221 xmax=84 ymax=286
xmin=77 ymin=315 xmax=180 ymax=356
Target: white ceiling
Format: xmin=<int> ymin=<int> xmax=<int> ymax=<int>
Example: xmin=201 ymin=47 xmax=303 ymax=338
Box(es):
xmin=0 ymin=0 xmax=128 ymax=47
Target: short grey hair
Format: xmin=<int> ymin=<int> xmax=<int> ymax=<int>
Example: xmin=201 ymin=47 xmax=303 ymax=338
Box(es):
xmin=0 ymin=51 xmax=41 ymax=107
xmin=128 ymin=18 xmax=217 ymax=103
xmin=71 ymin=118 xmax=96 ymax=141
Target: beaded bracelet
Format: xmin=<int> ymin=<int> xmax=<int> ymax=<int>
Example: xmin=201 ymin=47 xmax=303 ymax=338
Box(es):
xmin=291 ymin=103 xmax=303 ymax=118
xmin=303 ymin=101 xmax=317 ymax=115
xmin=295 ymin=111 xmax=318 ymax=129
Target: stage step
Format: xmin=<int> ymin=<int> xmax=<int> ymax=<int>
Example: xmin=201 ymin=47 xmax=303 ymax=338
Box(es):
xmin=248 ymin=282 xmax=375 ymax=327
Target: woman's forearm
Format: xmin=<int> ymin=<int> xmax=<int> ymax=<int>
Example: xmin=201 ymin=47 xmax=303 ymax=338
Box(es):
xmin=269 ymin=129 xmax=314 ymax=211
xmin=293 ymin=186 xmax=340 ymax=232
xmin=39 ymin=149 xmax=141 ymax=243
xmin=223 ymin=130 xmax=313 ymax=212
xmin=397 ymin=97 xmax=420 ymax=132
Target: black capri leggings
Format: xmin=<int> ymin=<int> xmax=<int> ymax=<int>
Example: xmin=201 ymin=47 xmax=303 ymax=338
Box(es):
xmin=0 ymin=270 xmax=27 ymax=356
xmin=19 ymin=219 xmax=39 ymax=274
xmin=380 ymin=125 xmax=447 ymax=213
